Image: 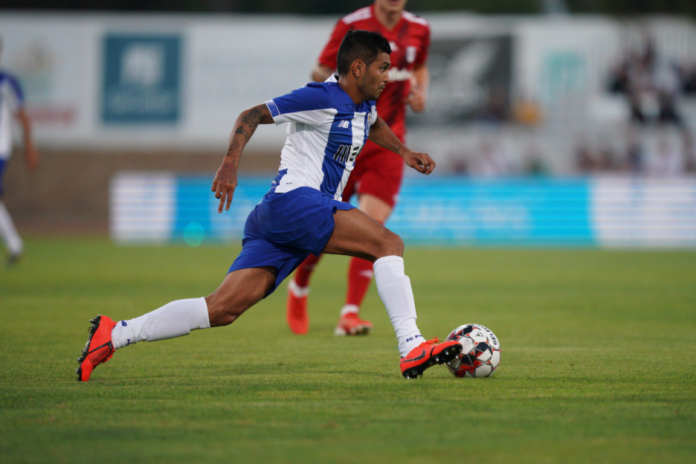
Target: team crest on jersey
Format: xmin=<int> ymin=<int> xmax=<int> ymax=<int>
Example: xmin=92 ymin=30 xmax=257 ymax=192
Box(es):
xmin=368 ymin=113 xmax=372 ymax=126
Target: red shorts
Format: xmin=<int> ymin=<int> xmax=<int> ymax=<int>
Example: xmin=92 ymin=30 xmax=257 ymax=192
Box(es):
xmin=342 ymin=140 xmax=405 ymax=208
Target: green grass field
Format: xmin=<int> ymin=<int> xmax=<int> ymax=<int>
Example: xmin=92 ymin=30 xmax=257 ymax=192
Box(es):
xmin=1 ymin=238 xmax=695 ymax=463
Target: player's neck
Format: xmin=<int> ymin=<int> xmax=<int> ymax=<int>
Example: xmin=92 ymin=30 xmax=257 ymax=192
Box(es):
xmin=374 ymin=4 xmax=402 ymax=30
xmin=337 ymin=76 xmax=366 ymax=105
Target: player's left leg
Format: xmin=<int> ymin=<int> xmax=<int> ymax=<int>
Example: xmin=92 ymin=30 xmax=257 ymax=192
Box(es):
xmin=76 ymin=266 xmax=276 ymax=381
xmin=205 ymin=266 xmax=277 ymax=326
xmin=0 ymin=159 xmax=24 ymax=267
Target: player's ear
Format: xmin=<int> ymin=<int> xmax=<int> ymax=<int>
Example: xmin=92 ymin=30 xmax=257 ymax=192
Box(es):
xmin=351 ymin=59 xmax=365 ymax=78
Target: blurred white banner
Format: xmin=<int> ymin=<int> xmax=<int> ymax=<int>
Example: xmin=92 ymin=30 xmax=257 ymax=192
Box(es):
xmin=1 ymin=12 xmax=695 ymax=167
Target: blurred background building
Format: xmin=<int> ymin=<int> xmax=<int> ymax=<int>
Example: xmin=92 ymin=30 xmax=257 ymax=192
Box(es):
xmin=2 ymin=0 xmax=695 ymax=246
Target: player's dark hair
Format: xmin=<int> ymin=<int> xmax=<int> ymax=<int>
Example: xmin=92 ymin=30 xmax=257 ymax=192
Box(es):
xmin=336 ymin=30 xmax=391 ymax=76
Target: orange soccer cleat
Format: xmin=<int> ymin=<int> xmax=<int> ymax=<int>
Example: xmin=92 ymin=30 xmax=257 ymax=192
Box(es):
xmin=334 ymin=312 xmax=373 ymax=336
xmin=76 ymin=315 xmax=117 ymax=382
xmin=400 ymin=338 xmax=462 ymax=379
xmin=286 ymin=280 xmax=309 ymax=335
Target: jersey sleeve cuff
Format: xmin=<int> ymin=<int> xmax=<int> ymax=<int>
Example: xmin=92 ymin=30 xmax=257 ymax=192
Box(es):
xmin=265 ymin=100 xmax=282 ymax=124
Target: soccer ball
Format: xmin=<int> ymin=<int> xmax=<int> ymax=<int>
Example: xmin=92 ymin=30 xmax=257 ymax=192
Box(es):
xmin=446 ymin=324 xmax=501 ymax=378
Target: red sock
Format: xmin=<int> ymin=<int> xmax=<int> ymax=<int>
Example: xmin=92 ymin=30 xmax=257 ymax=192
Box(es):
xmin=293 ymin=253 xmax=322 ymax=288
xmin=345 ymin=257 xmax=374 ymax=309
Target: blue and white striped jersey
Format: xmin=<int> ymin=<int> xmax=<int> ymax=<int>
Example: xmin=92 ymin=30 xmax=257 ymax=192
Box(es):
xmin=265 ymin=75 xmax=378 ymax=200
xmin=0 ymin=71 xmax=25 ymax=160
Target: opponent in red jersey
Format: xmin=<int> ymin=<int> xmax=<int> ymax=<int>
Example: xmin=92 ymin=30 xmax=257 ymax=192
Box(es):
xmin=287 ymin=0 xmax=430 ymax=336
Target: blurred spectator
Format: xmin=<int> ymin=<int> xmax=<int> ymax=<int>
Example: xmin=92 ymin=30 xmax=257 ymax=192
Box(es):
xmin=625 ymin=131 xmax=645 ymax=173
xmin=477 ymin=86 xmax=508 ymax=124
xmin=683 ymin=133 xmax=696 ymax=173
xmin=608 ymin=55 xmax=632 ymax=94
xmin=575 ymin=140 xmax=616 ymax=173
xmin=654 ymin=63 xmax=682 ymax=125
xmin=524 ymin=144 xmax=549 ymax=176
xmin=471 ymin=138 xmax=513 ymax=177
xmin=449 ymin=156 xmax=469 ymax=175
xmin=608 ymin=37 xmax=684 ymax=126
xmin=600 ymin=142 xmax=619 ymax=171
xmin=576 ymin=141 xmax=601 ymax=172
xmin=512 ymin=94 xmax=543 ymax=126
xmin=646 ymin=134 xmax=684 ymax=176
xmin=682 ymin=62 xmax=696 ymax=94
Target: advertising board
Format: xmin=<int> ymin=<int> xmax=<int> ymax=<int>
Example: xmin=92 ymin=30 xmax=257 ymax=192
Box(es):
xmin=110 ymin=174 xmax=696 ymax=247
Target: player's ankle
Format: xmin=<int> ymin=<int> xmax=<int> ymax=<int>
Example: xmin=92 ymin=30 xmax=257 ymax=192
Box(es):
xmin=111 ymin=322 xmax=132 ymax=350
xmin=399 ymin=333 xmax=425 ymax=357
xmin=339 ymin=304 xmax=359 ymax=317
xmin=288 ymin=279 xmax=310 ymax=297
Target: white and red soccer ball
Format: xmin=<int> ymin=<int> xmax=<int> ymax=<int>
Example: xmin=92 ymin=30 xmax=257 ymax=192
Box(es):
xmin=446 ymin=324 xmax=501 ymax=378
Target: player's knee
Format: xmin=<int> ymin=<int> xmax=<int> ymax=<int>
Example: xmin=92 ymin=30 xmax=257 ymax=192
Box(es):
xmin=205 ymin=294 xmax=246 ymax=327
xmin=392 ymin=233 xmax=405 ymax=256
xmin=377 ymin=230 xmax=404 ymax=258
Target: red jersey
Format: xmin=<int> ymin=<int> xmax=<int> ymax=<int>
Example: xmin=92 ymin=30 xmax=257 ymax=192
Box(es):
xmin=317 ymin=5 xmax=430 ymax=138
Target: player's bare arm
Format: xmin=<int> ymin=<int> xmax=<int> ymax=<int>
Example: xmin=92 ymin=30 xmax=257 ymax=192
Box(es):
xmin=16 ymin=108 xmax=38 ymax=171
xmin=311 ymin=64 xmax=334 ymax=83
xmin=212 ymin=103 xmax=274 ymax=213
xmin=406 ymin=64 xmax=429 ymax=113
xmin=368 ymin=116 xmax=435 ymax=175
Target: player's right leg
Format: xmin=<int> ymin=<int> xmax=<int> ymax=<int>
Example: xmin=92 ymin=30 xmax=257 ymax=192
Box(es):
xmin=0 ymin=201 xmax=23 ymax=267
xmin=336 ymin=148 xmax=403 ymax=336
xmin=323 ymin=208 xmax=462 ymax=378
xmin=334 ymin=193 xmax=392 ymax=336
xmin=76 ymin=266 xmax=276 ymax=381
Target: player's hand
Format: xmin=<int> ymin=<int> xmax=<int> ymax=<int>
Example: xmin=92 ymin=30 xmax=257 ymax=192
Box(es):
xmin=403 ymin=150 xmax=436 ymax=175
xmin=211 ymin=162 xmax=238 ymax=213
xmin=405 ymin=86 xmax=427 ymax=113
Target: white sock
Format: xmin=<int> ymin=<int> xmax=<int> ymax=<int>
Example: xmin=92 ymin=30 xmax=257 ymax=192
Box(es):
xmin=0 ymin=201 xmax=23 ymax=255
xmin=373 ymin=256 xmax=424 ymax=357
xmin=340 ymin=304 xmax=359 ymax=316
xmin=288 ymin=279 xmax=310 ymax=297
xmin=111 ymin=297 xmax=210 ymax=349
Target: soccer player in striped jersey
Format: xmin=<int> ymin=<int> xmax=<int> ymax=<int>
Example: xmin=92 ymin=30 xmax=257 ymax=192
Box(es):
xmin=0 ymin=37 xmax=39 ymax=268
xmin=76 ymin=31 xmax=461 ymax=382
xmin=287 ymin=0 xmax=431 ymax=337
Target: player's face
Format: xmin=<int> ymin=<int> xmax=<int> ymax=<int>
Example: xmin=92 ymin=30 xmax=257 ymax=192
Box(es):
xmin=359 ymin=52 xmax=391 ymax=101
xmin=374 ymin=0 xmax=407 ymax=14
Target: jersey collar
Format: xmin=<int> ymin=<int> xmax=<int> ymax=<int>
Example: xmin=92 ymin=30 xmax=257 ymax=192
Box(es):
xmin=370 ymin=4 xmax=404 ymax=33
